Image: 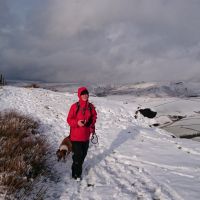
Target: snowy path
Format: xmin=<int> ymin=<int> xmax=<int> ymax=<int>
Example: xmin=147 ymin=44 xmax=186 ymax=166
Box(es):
xmin=1 ymin=86 xmax=200 ymax=200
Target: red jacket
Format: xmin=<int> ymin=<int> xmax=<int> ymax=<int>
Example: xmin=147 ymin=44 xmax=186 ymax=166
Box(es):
xmin=67 ymin=87 xmax=97 ymax=141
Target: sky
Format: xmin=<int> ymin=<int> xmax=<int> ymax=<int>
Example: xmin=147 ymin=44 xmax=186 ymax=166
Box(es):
xmin=1 ymin=0 xmax=200 ymax=84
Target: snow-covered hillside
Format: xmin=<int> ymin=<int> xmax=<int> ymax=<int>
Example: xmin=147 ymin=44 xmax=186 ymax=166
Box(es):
xmin=93 ymin=81 xmax=200 ymax=97
xmin=8 ymin=80 xmax=200 ymax=97
xmin=1 ymin=86 xmax=200 ymax=200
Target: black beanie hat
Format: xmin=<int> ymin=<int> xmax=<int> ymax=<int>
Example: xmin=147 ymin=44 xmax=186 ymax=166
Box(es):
xmin=80 ymin=89 xmax=89 ymax=95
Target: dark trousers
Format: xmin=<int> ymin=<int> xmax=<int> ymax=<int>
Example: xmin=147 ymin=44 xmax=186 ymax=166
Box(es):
xmin=71 ymin=141 xmax=89 ymax=178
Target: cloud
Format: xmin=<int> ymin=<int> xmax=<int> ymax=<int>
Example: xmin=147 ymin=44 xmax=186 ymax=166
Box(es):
xmin=1 ymin=0 xmax=200 ymax=83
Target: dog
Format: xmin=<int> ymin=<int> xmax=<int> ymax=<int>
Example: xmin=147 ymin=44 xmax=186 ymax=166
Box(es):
xmin=56 ymin=136 xmax=72 ymax=162
xmin=134 ymin=107 xmax=157 ymax=119
xmin=134 ymin=107 xmax=157 ymax=128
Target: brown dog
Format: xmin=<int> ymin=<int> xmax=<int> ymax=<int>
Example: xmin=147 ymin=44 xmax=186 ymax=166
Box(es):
xmin=56 ymin=136 xmax=72 ymax=162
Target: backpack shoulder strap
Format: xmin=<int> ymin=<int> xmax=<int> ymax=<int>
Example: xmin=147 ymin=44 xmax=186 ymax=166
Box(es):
xmin=88 ymin=103 xmax=94 ymax=115
xmin=88 ymin=102 xmax=92 ymax=110
xmin=75 ymin=102 xmax=93 ymax=115
xmin=75 ymin=102 xmax=80 ymax=115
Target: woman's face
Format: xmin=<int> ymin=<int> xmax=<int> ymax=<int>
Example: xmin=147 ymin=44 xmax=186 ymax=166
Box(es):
xmin=81 ymin=94 xmax=89 ymax=101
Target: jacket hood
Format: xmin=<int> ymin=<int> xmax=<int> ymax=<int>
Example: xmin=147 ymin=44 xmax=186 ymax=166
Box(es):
xmin=77 ymin=87 xmax=89 ymax=99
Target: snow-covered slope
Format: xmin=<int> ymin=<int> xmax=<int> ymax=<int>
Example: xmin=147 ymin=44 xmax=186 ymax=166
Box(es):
xmin=0 ymin=86 xmax=200 ymax=200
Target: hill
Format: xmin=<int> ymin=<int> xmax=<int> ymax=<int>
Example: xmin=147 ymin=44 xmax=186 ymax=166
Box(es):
xmin=0 ymin=85 xmax=200 ymax=199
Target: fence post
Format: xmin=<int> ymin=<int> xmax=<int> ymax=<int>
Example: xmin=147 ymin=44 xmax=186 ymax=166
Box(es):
xmin=0 ymin=74 xmax=2 ymax=85
xmin=0 ymin=74 xmax=6 ymax=86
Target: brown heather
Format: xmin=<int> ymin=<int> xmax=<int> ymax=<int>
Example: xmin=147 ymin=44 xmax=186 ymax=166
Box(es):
xmin=0 ymin=110 xmax=48 ymax=199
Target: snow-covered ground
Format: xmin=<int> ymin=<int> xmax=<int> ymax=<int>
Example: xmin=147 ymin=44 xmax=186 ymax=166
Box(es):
xmin=1 ymin=85 xmax=200 ymax=200
xmin=107 ymin=94 xmax=200 ymax=142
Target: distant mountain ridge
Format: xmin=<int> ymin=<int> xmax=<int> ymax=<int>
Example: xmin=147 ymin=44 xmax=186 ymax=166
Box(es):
xmin=7 ymin=80 xmax=200 ymax=98
xmin=92 ymin=81 xmax=200 ymax=97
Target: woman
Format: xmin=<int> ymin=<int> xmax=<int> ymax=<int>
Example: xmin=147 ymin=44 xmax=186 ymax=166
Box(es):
xmin=67 ymin=87 xmax=97 ymax=180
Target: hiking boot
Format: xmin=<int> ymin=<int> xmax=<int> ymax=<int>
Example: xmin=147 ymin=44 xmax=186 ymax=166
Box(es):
xmin=76 ymin=177 xmax=81 ymax=182
xmin=72 ymin=174 xmax=80 ymax=179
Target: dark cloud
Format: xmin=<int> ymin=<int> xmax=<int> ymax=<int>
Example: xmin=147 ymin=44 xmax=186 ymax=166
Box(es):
xmin=1 ymin=0 xmax=200 ymax=84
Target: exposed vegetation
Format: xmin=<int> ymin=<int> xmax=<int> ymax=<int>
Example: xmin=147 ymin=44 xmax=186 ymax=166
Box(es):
xmin=0 ymin=110 xmax=48 ymax=199
xmin=24 ymin=83 xmax=40 ymax=88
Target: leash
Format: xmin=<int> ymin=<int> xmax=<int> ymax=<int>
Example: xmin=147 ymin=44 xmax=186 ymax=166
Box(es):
xmin=91 ymin=133 xmax=98 ymax=144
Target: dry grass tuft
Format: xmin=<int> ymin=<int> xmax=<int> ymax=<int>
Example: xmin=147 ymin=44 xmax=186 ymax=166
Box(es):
xmin=24 ymin=83 xmax=40 ymax=88
xmin=0 ymin=110 xmax=48 ymax=199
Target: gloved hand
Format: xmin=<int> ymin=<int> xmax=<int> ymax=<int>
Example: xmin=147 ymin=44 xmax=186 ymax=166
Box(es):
xmin=78 ymin=120 xmax=85 ymax=127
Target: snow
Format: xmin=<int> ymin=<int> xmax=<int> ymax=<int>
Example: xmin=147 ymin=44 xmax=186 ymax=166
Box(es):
xmin=1 ymin=85 xmax=200 ymax=200
xmin=103 ymin=81 xmax=200 ymax=97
